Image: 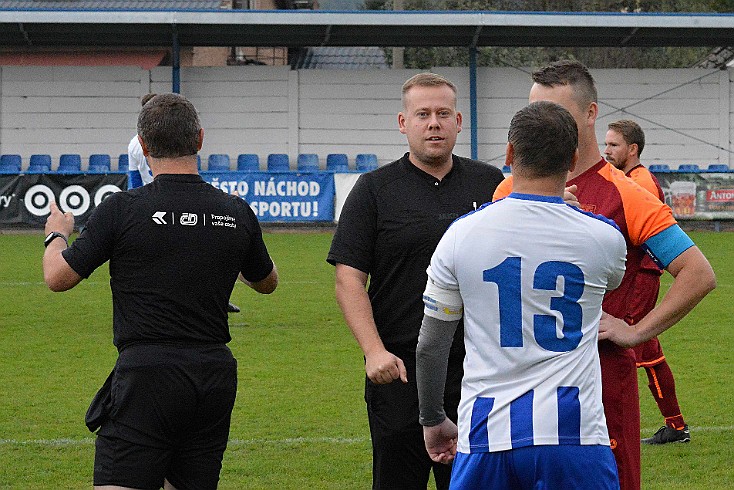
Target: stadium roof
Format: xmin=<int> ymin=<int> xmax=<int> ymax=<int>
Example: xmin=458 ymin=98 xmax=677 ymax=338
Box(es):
xmin=1 ymin=9 xmax=734 ymax=49
xmin=293 ymin=46 xmax=389 ymax=69
xmin=0 ymin=1 xmax=225 ymax=9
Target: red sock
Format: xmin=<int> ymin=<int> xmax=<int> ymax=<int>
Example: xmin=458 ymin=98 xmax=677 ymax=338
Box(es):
xmin=645 ymin=362 xmax=686 ymax=429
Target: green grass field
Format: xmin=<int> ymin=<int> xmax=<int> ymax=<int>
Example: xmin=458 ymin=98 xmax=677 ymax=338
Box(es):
xmin=0 ymin=231 xmax=731 ymax=489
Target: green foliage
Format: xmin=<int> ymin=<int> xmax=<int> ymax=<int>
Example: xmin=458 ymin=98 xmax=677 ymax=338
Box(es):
xmin=0 ymin=230 xmax=732 ymax=488
xmin=367 ymin=0 xmax=720 ymax=69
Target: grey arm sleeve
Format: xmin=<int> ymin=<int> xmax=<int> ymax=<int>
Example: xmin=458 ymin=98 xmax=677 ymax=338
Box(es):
xmin=416 ymin=314 xmax=460 ymax=427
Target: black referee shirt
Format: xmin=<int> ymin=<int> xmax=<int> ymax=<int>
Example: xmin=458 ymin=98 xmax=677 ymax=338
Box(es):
xmin=63 ymin=174 xmax=273 ymax=350
xmin=327 ymin=153 xmax=505 ymax=349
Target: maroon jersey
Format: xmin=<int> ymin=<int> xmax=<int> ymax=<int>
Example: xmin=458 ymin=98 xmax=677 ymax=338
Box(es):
xmin=568 ymin=160 xmax=675 ymax=325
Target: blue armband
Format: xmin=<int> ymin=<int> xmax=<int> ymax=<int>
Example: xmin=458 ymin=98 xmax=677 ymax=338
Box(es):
xmin=642 ymin=225 xmax=694 ymax=269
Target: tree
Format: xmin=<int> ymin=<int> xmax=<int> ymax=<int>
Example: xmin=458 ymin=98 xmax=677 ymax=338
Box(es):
xmin=365 ymin=0 xmax=720 ymax=69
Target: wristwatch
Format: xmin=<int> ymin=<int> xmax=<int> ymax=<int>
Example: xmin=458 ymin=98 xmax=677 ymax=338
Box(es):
xmin=44 ymin=231 xmax=68 ymax=248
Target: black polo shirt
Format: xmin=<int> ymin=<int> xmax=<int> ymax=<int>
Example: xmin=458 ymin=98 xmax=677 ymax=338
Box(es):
xmin=63 ymin=174 xmax=273 ymax=351
xmin=327 ymin=153 xmax=505 ymax=350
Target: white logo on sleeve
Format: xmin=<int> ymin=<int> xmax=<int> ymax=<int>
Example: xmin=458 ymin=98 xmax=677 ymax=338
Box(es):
xmin=152 ymin=211 xmax=167 ymax=225
xmin=180 ymin=213 xmax=198 ymax=226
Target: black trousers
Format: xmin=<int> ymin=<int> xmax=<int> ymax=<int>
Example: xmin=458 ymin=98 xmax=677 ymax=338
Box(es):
xmin=365 ymin=343 xmax=464 ymax=490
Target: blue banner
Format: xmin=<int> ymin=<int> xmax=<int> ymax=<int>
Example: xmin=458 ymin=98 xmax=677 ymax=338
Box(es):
xmin=202 ymin=171 xmax=335 ymax=222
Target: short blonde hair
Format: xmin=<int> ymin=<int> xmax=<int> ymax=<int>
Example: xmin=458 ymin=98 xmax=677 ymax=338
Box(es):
xmin=401 ymin=73 xmax=457 ymax=108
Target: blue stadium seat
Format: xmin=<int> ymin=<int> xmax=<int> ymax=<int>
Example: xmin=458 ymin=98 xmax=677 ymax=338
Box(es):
xmin=0 ymin=154 xmax=22 ymax=173
xmin=707 ymin=164 xmax=729 ymax=172
xmin=267 ymin=153 xmax=290 ymax=172
xmin=326 ymin=153 xmax=349 ymax=172
xmin=28 ymin=154 xmax=52 ymax=173
xmin=118 ymin=154 xmax=129 ymax=172
xmin=355 ymin=153 xmax=378 ymax=172
xmin=237 ymin=154 xmax=260 ymax=172
xmin=58 ymin=154 xmax=82 ymax=173
xmin=207 ymin=154 xmax=231 ymax=171
xmin=502 ymin=165 xmax=511 ymax=173
xmin=648 ymin=164 xmax=670 ymax=172
xmin=297 ymin=153 xmax=320 ymax=171
xmin=678 ymin=164 xmax=700 ymax=172
xmin=88 ymin=154 xmax=111 ymax=173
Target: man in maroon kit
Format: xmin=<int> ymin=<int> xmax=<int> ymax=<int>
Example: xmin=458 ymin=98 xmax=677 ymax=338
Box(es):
xmin=493 ymin=60 xmax=716 ymax=490
xmin=605 ymin=119 xmax=690 ymax=444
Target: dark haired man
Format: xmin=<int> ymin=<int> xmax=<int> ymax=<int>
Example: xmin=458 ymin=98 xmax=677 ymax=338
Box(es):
xmin=417 ymin=101 xmax=625 ymax=489
xmin=493 ymin=60 xmax=715 ymax=490
xmin=127 ymin=93 xmax=242 ymax=313
xmin=44 ymin=93 xmax=278 ymax=489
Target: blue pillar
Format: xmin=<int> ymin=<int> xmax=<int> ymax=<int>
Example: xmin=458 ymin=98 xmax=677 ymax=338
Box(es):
xmin=469 ymin=46 xmax=478 ymax=160
xmin=172 ymin=29 xmax=180 ymax=94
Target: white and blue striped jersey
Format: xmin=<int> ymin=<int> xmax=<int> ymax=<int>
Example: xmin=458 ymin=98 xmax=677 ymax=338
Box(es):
xmin=425 ymin=193 xmax=626 ymax=453
xmin=127 ymin=135 xmax=153 ymax=189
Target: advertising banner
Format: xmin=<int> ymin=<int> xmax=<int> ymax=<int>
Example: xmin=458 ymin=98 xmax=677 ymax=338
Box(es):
xmin=653 ymin=172 xmax=734 ymax=220
xmin=0 ymin=173 xmax=127 ymax=228
xmin=203 ymin=171 xmax=335 ymax=222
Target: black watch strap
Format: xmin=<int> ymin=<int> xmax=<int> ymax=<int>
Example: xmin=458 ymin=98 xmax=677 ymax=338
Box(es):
xmin=44 ymin=231 xmax=68 ymax=248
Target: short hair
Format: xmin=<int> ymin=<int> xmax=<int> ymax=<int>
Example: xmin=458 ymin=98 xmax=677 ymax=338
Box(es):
xmin=508 ymin=101 xmax=578 ymax=178
xmin=532 ymin=60 xmax=597 ymax=109
xmin=137 ymin=93 xmax=201 ymax=159
xmin=608 ymin=119 xmax=645 ymax=156
xmin=141 ymin=93 xmax=157 ymax=106
xmin=401 ymin=72 xmax=457 ymax=108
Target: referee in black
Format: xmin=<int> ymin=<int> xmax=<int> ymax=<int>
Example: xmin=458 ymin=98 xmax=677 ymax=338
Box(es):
xmin=43 ymin=93 xmax=278 ymax=489
xmin=327 ymin=73 xmax=504 ymax=489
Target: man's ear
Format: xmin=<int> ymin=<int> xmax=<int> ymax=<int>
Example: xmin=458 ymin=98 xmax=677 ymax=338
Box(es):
xmin=456 ymin=111 xmax=462 ymax=134
xmin=398 ymin=112 xmax=407 ymax=135
xmin=138 ymin=135 xmax=149 ymax=157
xmin=569 ymin=149 xmax=579 ymax=173
xmin=587 ymin=101 xmax=599 ymax=126
xmin=197 ymin=128 xmax=204 ymax=151
xmin=629 ymin=142 xmax=639 ymax=159
xmin=504 ymin=142 xmax=514 ymax=168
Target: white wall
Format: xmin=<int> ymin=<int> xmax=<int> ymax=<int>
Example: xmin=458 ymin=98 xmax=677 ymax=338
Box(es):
xmin=0 ymin=65 xmax=729 ymax=170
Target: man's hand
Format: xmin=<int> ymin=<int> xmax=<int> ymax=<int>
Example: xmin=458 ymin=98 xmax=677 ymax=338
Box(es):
xmin=365 ymin=349 xmax=407 ymax=384
xmin=598 ymin=312 xmax=643 ymax=348
xmin=45 ymin=201 xmax=74 ymax=237
xmin=423 ymin=418 xmax=458 ymax=464
xmin=563 ymin=184 xmax=580 ymax=208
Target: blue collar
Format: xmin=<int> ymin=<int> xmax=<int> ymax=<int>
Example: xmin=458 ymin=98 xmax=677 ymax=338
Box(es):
xmin=507 ymin=192 xmax=565 ymax=204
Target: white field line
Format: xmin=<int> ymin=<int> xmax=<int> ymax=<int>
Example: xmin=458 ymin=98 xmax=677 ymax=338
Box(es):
xmin=0 ymin=280 xmax=322 ymax=287
xmin=0 ymin=436 xmax=369 ymax=447
xmin=1 ymin=427 xmax=733 ymax=447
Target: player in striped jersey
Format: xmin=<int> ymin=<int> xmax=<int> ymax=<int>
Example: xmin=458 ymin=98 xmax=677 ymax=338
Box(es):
xmin=492 ymin=60 xmax=716 ymax=490
xmin=417 ymin=101 xmax=626 ymax=489
xmin=604 ymin=120 xmax=689 ymax=444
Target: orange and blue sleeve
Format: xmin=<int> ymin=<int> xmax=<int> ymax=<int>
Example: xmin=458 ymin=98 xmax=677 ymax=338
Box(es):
xmin=610 ymin=168 xmax=675 ymax=246
xmin=611 ymin=168 xmax=693 ymax=266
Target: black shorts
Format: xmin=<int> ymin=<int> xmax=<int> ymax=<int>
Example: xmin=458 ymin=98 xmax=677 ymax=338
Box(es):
xmin=93 ymin=343 xmax=237 ymax=490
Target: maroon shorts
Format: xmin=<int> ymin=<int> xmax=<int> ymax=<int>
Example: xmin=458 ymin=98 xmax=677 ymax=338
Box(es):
xmin=600 ymin=341 xmax=640 ymax=490
xmin=633 ymin=337 xmax=665 ymax=368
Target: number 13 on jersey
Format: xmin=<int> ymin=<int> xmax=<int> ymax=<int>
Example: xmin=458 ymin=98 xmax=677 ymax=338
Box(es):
xmin=483 ymin=256 xmax=585 ymax=352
